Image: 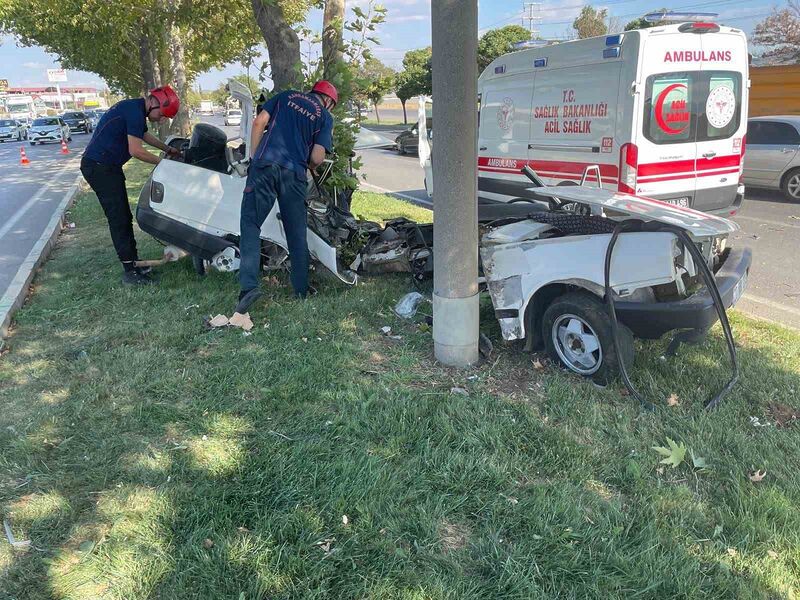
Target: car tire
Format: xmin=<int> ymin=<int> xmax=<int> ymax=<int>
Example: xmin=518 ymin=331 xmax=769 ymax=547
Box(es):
xmin=542 ymin=292 xmax=634 ymax=384
xmin=30 ymin=141 xmax=36 ymax=146
xmin=191 ymin=255 xmax=207 ymax=277
xmin=781 ymin=168 xmax=800 ymax=202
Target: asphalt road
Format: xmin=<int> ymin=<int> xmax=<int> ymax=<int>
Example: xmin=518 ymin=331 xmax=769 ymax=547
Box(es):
xmin=354 ymin=131 xmax=800 ymax=330
xmin=0 ymin=133 xmax=90 ymax=310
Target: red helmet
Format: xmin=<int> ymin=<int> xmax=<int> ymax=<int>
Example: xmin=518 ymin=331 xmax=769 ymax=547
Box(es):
xmin=311 ymin=80 xmax=338 ymax=107
xmin=148 ymin=85 xmax=180 ymax=118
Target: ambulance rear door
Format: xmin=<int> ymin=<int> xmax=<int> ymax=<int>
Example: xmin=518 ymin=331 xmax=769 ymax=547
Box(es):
xmin=477 ymin=74 xmax=535 ymax=202
xmin=636 ymin=31 xmax=702 ymax=207
xmin=693 ymin=29 xmax=747 ymax=213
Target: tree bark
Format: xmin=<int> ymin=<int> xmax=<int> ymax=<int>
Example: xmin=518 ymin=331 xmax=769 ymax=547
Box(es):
xmin=400 ymin=99 xmax=407 ymax=124
xmin=322 ymin=0 xmax=345 ymax=81
xmin=138 ymin=33 xmax=162 ymax=93
xmin=251 ymin=0 xmax=302 ymax=91
xmin=168 ymin=22 xmax=191 ymax=136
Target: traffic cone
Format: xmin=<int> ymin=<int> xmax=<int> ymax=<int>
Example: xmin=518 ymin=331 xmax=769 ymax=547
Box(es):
xmin=20 ymin=146 xmax=30 ymax=166
xmin=60 ymin=139 xmax=69 ymax=155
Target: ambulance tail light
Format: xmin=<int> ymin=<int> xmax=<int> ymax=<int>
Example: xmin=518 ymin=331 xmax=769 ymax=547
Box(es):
xmin=619 ymin=142 xmax=638 ymax=194
xmin=739 ymin=135 xmax=747 ymax=184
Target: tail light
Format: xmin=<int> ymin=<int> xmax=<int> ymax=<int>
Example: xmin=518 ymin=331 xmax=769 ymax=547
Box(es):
xmin=739 ymin=135 xmax=746 ymax=185
xmin=618 ymin=142 xmax=638 ymax=193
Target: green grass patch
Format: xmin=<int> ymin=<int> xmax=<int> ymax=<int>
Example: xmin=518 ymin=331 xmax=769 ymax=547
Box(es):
xmin=1 ymin=161 xmax=799 ymax=599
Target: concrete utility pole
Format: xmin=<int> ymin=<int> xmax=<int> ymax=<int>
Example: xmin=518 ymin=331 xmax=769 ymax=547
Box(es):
xmin=431 ymin=0 xmax=479 ymax=367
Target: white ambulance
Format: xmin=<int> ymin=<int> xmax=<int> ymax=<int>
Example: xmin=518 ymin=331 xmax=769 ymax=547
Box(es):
xmin=474 ymin=19 xmax=749 ymax=216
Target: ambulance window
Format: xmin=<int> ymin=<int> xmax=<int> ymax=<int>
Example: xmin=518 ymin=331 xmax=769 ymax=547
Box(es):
xmin=643 ymin=72 xmax=693 ymax=144
xmin=698 ymin=72 xmax=742 ymax=142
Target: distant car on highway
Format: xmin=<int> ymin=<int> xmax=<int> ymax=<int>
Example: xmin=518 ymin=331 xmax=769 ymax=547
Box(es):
xmin=29 ymin=117 xmax=72 ymax=145
xmin=61 ymin=111 xmax=93 ymax=134
xmin=395 ymin=119 xmax=431 ymax=155
xmin=224 ymin=108 xmax=242 ymax=126
xmin=0 ymin=118 xmax=25 ymax=142
xmin=85 ymin=109 xmax=106 ymax=129
xmin=743 ymin=116 xmax=800 ymax=201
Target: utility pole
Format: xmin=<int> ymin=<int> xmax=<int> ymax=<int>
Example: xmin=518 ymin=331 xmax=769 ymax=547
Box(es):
xmin=431 ymin=0 xmax=479 ymax=367
xmin=523 ymin=2 xmax=542 ymax=39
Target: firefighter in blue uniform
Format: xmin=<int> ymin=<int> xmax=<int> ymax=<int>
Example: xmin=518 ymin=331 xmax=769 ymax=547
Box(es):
xmin=81 ymin=86 xmax=181 ymax=285
xmin=235 ymin=80 xmax=337 ymax=312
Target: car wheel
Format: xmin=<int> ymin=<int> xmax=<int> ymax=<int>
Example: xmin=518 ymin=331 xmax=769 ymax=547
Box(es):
xmin=542 ymin=292 xmax=634 ymax=384
xmin=191 ymin=255 xmax=207 ymax=277
xmin=30 ymin=141 xmax=36 ymax=146
xmin=781 ymin=168 xmax=800 ymax=202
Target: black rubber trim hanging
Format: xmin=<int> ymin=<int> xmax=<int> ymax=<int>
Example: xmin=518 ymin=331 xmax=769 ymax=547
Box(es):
xmin=604 ymin=220 xmax=739 ymax=411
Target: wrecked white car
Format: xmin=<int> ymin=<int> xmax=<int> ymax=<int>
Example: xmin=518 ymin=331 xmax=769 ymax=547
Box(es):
xmin=135 ymin=79 xmax=751 ymax=384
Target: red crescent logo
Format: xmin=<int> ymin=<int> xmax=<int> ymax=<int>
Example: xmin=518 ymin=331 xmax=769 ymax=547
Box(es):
xmin=654 ymin=83 xmax=688 ymax=135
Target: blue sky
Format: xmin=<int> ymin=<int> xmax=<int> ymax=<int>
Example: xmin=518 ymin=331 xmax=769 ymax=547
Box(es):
xmin=0 ymin=0 xmax=777 ymax=91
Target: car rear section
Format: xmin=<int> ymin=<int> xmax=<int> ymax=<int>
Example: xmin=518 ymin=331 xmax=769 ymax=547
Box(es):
xmin=630 ymin=23 xmax=748 ymax=215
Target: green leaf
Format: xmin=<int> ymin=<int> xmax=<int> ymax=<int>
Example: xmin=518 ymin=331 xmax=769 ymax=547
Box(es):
xmin=691 ymin=451 xmax=709 ymax=469
xmin=652 ymin=437 xmax=687 ymax=469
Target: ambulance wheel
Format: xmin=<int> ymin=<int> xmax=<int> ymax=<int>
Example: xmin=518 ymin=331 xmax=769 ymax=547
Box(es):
xmin=781 ymin=168 xmax=800 ymax=202
xmin=191 ymin=254 xmax=206 ymax=276
xmin=542 ymin=292 xmax=634 ymax=384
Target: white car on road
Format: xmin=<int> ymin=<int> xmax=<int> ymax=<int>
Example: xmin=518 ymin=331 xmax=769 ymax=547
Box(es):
xmin=28 ymin=117 xmax=72 ymax=145
xmin=0 ymin=118 xmax=25 ymax=142
xmin=224 ymin=108 xmax=242 ymax=126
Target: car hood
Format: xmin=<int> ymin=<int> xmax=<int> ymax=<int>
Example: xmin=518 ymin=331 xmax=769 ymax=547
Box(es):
xmin=356 ymin=127 xmax=396 ymax=149
xmin=226 ymin=78 xmax=253 ymax=158
xmin=530 ymin=186 xmax=739 ymax=237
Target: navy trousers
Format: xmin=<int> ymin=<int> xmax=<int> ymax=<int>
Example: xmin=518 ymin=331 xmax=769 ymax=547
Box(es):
xmin=239 ymin=163 xmax=309 ymax=297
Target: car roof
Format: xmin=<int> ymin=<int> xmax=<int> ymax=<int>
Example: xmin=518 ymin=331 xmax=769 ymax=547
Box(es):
xmin=749 ymin=115 xmax=800 ymax=124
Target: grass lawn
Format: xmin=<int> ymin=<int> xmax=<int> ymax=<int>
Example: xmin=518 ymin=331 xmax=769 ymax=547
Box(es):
xmin=1 ymin=161 xmax=800 ymax=599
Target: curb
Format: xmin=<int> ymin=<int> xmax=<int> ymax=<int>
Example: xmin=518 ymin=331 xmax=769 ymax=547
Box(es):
xmin=0 ymin=175 xmax=85 ymax=339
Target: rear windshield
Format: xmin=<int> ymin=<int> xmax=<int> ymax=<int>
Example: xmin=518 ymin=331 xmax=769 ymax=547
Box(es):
xmin=33 ymin=118 xmax=60 ymax=126
xmin=0 ymin=120 xmax=15 ymax=126
xmin=643 ymin=71 xmax=742 ymax=145
xmin=63 ymin=112 xmax=82 ymax=118
xmin=228 ymin=110 xmax=241 ymax=115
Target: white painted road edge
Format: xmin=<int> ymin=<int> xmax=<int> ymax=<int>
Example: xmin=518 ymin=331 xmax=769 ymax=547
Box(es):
xmin=0 ymin=174 xmax=84 ymax=338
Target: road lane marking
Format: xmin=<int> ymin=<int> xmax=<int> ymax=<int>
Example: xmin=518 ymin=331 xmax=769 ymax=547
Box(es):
xmin=741 ymin=293 xmax=800 ymax=318
xmin=0 ymin=159 xmax=77 ymax=241
xmin=361 ymin=182 xmax=432 ymax=208
xmin=0 ymin=175 xmax=83 ymax=337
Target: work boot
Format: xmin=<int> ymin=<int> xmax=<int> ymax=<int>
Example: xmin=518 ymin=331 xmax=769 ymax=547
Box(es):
xmin=135 ymin=265 xmax=152 ymax=276
xmin=122 ymin=270 xmax=155 ymax=286
xmin=235 ymin=288 xmax=264 ymax=313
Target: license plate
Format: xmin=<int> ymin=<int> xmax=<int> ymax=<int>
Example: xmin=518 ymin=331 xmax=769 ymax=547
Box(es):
xmin=731 ymin=270 xmax=748 ymax=306
xmin=666 ymin=197 xmax=690 ymax=208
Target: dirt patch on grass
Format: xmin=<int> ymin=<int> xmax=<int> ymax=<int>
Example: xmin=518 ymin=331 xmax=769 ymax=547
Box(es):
xmin=767 ymin=402 xmax=799 ymax=428
xmin=438 ymin=520 xmax=471 ymax=554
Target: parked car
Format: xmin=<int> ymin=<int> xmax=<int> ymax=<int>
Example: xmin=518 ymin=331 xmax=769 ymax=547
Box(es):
xmin=742 ymin=116 xmax=800 ymax=201
xmin=61 ymin=111 xmax=93 ymax=134
xmin=29 ymin=117 xmax=72 ymax=145
xmin=224 ymin=108 xmax=242 ymax=126
xmin=395 ymin=119 xmax=431 ymax=155
xmin=0 ymin=118 xmax=25 ymax=142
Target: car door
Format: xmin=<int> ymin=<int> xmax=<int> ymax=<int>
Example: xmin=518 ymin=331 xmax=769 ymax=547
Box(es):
xmin=744 ymin=120 xmax=800 ymax=187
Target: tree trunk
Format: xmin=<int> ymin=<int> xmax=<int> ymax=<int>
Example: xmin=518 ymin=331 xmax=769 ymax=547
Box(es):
xmin=138 ymin=33 xmax=162 ymax=93
xmin=322 ymin=0 xmax=345 ymax=81
xmin=251 ymin=0 xmax=302 ymax=91
xmin=168 ymin=22 xmax=191 ymax=136
xmin=374 ymin=104 xmax=380 ymax=124
xmin=401 ymin=99 xmax=407 ymax=124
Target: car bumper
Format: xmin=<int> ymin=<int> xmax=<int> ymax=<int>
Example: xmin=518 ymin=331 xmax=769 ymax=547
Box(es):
xmin=706 ymin=185 xmax=745 ymax=217
xmin=615 ymin=247 xmax=752 ymax=339
xmin=30 ymin=136 xmax=61 ymax=142
xmin=0 ymin=133 xmax=16 ymax=139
